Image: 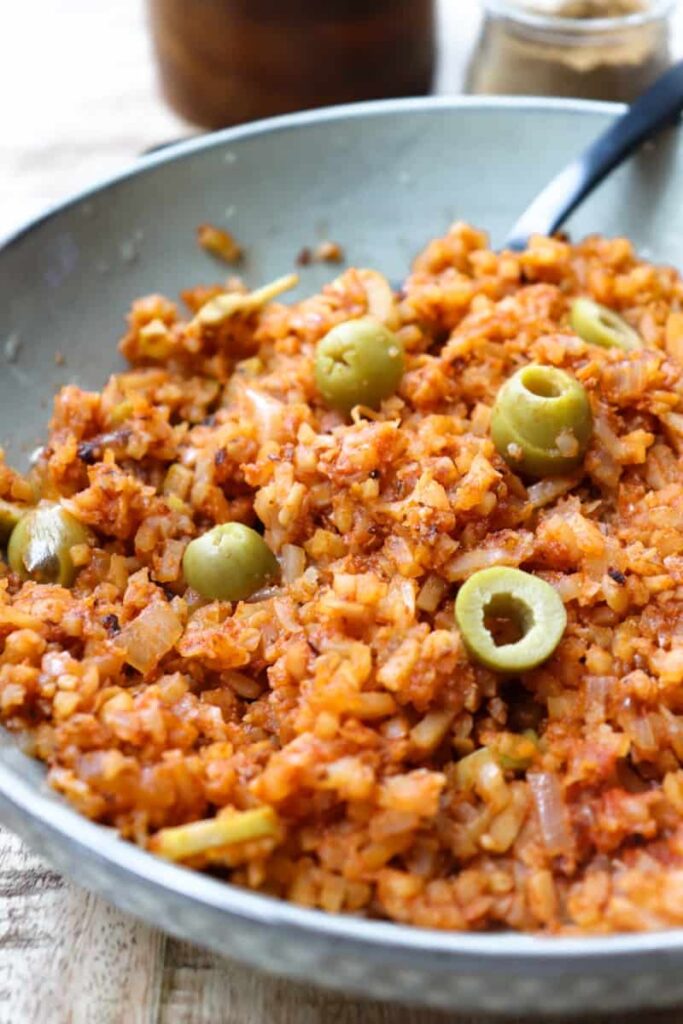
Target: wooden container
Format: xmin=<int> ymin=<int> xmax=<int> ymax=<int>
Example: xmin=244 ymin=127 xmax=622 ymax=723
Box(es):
xmin=147 ymin=0 xmax=436 ymax=129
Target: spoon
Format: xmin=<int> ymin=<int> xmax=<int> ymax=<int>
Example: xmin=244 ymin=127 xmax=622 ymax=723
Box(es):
xmin=504 ymin=60 xmax=683 ymax=251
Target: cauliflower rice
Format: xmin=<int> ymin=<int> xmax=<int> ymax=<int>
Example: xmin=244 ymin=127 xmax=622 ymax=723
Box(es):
xmin=2 ymin=223 xmax=683 ymax=933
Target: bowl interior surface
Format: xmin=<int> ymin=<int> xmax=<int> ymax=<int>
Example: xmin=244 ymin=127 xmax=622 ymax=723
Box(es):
xmin=2 ymin=97 xmax=683 ymax=1013
xmin=3 ymin=97 xmax=683 ymax=470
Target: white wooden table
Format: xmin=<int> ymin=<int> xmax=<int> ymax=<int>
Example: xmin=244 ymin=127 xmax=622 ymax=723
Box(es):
xmin=2 ymin=2 xmax=683 ymax=1021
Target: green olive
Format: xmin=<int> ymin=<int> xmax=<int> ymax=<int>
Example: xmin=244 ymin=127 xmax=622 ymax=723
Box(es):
xmin=454 ymin=566 xmax=566 ymax=673
xmin=491 ymin=363 xmax=592 ymax=478
xmin=8 ymin=503 xmax=92 ymax=587
xmin=569 ymin=297 xmax=642 ymax=351
xmin=183 ymin=522 xmax=279 ymax=601
xmin=0 ymin=499 xmax=24 ymax=545
xmin=314 ymin=316 xmax=404 ymax=413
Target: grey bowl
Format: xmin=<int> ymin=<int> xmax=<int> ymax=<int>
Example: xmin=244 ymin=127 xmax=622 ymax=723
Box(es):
xmin=2 ymin=97 xmax=683 ymax=1016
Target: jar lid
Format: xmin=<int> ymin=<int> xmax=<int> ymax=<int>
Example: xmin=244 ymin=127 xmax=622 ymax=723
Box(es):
xmin=484 ymin=0 xmax=675 ymax=31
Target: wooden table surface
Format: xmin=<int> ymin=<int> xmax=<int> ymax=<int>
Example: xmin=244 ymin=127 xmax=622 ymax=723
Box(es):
xmin=3 ymin=2 xmax=683 ymax=1022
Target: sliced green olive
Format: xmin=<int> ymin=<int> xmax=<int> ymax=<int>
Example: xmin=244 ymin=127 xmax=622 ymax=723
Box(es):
xmin=454 ymin=566 xmax=567 ymax=673
xmin=491 ymin=363 xmax=592 ymax=478
xmin=8 ymin=503 xmax=92 ymax=587
xmin=0 ymin=499 xmax=24 ymax=545
xmin=569 ymin=298 xmax=642 ymax=351
xmin=183 ymin=522 xmax=279 ymax=601
xmin=314 ymin=316 xmax=404 ymax=413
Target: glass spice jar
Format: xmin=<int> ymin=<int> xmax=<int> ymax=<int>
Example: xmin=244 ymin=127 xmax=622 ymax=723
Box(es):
xmin=147 ymin=0 xmax=436 ymax=130
xmin=466 ymin=0 xmax=675 ymax=103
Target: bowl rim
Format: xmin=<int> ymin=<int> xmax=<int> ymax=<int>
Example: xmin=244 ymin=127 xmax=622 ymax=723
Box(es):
xmin=2 ymin=93 xmax=681 ymax=964
xmin=0 ymin=94 xmax=624 ymax=254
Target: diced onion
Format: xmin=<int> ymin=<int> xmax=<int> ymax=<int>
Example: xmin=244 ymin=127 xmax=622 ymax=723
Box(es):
xmin=410 ymin=710 xmax=454 ymax=753
xmin=662 ymin=411 xmax=683 ymax=454
xmin=280 ymin=544 xmax=306 ymax=584
xmin=455 ymin=747 xmax=509 ymax=812
xmin=348 ymin=692 xmax=397 ymax=718
xmin=585 ymin=675 xmax=610 ymax=721
xmin=416 ymin=574 xmax=447 ymax=613
xmin=628 ymin=713 xmax=658 ymax=753
xmin=527 ymin=475 xmax=578 ymax=509
xmin=356 ymin=269 xmax=397 ymax=327
xmin=444 ymin=531 xmax=535 ymax=582
xmin=243 ymin=388 xmax=285 ymax=444
xmin=114 ymin=601 xmax=183 ymax=675
xmin=528 ymin=771 xmax=572 ymax=855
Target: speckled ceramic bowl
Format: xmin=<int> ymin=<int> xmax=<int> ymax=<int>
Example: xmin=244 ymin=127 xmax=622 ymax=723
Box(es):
xmin=2 ymin=98 xmax=683 ymax=1016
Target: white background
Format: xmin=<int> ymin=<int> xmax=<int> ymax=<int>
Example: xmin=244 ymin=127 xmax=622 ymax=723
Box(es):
xmin=0 ymin=0 xmax=485 ymax=236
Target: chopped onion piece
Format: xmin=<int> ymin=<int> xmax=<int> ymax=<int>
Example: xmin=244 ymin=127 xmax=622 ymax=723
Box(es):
xmin=527 ymin=475 xmax=579 ymax=509
xmin=585 ymin=675 xmax=610 ymax=722
xmin=628 ymin=713 xmax=658 ymax=753
xmin=455 ymin=747 xmax=509 ymax=811
xmin=243 ymin=388 xmax=285 ymax=443
xmin=444 ymin=531 xmax=535 ymax=582
xmin=280 ymin=544 xmax=306 ymax=584
xmin=348 ymin=692 xmax=396 ymax=718
xmin=410 ymin=710 xmax=454 ymax=753
xmin=528 ymin=771 xmax=573 ymax=855
xmin=416 ymin=574 xmax=448 ymax=613
xmin=114 ymin=600 xmax=183 ymax=675
xmin=455 ymin=747 xmax=494 ymax=788
xmin=357 ymin=269 xmax=397 ymax=327
xmin=273 ymin=597 xmax=299 ymax=632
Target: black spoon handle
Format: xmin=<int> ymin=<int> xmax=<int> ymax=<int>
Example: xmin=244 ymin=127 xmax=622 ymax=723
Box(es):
xmin=504 ymin=61 xmax=683 ymax=252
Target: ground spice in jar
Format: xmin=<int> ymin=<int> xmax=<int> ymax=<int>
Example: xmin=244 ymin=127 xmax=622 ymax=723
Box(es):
xmin=466 ymin=0 xmax=674 ymax=102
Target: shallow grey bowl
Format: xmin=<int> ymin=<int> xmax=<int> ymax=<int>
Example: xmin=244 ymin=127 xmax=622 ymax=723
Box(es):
xmin=2 ymin=97 xmax=683 ymax=1016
